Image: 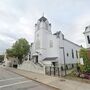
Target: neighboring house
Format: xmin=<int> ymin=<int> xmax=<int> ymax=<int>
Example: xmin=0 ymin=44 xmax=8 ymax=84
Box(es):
xmin=83 ymin=26 xmax=90 ymax=48
xmin=84 ymin=26 xmax=90 ymax=62
xmin=30 ymin=16 xmax=81 ymax=69
xmin=4 ymin=53 xmax=18 ymax=68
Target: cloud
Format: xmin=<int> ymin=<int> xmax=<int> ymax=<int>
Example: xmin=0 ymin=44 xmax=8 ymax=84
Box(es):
xmin=68 ymin=14 xmax=90 ymax=47
xmin=0 ymin=0 xmax=90 ymax=54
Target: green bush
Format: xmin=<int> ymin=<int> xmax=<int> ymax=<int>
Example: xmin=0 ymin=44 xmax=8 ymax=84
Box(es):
xmin=68 ymin=70 xmax=76 ymax=77
xmin=79 ymin=64 xmax=90 ymax=73
xmin=79 ymin=48 xmax=90 ymax=73
xmin=86 ymin=66 xmax=90 ymax=73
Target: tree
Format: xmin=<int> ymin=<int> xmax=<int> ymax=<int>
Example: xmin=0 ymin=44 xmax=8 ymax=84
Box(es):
xmin=79 ymin=48 xmax=90 ymax=72
xmin=79 ymin=48 xmax=88 ymax=65
xmin=7 ymin=38 xmax=30 ymax=64
xmin=6 ymin=49 xmax=14 ymax=57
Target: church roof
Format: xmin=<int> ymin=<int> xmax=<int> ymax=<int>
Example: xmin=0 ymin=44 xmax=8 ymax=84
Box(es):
xmin=53 ymin=31 xmax=61 ymax=35
xmin=43 ymin=57 xmax=57 ymax=61
xmin=39 ymin=16 xmax=47 ymax=22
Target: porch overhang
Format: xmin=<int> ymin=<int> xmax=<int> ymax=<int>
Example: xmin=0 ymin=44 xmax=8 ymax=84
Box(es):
xmin=32 ymin=53 xmax=38 ymax=56
xmin=43 ymin=57 xmax=58 ymax=62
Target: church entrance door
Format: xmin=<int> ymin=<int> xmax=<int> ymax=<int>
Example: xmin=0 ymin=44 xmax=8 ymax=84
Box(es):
xmin=36 ymin=56 xmax=38 ymax=63
xmin=52 ymin=62 xmax=58 ymax=67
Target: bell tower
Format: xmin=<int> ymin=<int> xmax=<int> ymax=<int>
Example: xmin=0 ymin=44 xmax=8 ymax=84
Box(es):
xmin=35 ymin=16 xmax=51 ymax=32
xmin=34 ymin=16 xmax=52 ymax=59
xmin=83 ymin=26 xmax=90 ymax=48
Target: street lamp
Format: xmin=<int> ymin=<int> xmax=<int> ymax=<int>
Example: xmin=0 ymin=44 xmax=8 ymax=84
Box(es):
xmin=60 ymin=47 xmax=66 ymax=76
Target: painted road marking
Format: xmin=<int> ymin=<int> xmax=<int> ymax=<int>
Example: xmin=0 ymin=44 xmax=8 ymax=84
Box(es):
xmin=0 ymin=80 xmax=31 ymax=88
xmin=0 ymin=77 xmax=24 ymax=82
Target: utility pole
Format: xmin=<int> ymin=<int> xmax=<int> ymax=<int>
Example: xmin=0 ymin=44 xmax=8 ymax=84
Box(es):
xmin=60 ymin=47 xmax=66 ymax=76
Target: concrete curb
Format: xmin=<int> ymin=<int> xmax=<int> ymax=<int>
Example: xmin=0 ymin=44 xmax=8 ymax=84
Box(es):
xmin=4 ymin=67 xmax=60 ymax=90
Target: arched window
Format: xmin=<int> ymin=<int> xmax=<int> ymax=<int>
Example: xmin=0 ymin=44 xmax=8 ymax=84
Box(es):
xmin=72 ymin=49 xmax=74 ymax=58
xmin=50 ymin=40 xmax=53 ymax=48
xmin=35 ymin=39 xmax=40 ymax=49
xmin=76 ymin=50 xmax=78 ymax=59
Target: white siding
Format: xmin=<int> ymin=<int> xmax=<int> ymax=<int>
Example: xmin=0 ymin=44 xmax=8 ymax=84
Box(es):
xmin=63 ymin=39 xmax=81 ymax=64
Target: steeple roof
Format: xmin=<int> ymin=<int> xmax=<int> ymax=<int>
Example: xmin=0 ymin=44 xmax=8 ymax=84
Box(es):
xmin=39 ymin=16 xmax=47 ymax=22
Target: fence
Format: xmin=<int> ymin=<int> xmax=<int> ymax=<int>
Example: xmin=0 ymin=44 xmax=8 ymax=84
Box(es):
xmin=45 ymin=66 xmax=66 ymax=77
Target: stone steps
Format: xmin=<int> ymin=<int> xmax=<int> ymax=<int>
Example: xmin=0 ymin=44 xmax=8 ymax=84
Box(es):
xmin=18 ymin=61 xmax=45 ymax=74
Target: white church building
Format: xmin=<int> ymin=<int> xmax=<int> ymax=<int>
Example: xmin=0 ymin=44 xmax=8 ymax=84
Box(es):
xmin=30 ymin=16 xmax=81 ymax=69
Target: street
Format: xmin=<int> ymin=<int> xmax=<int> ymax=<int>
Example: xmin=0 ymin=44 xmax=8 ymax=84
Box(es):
xmin=0 ymin=67 xmax=57 ymax=90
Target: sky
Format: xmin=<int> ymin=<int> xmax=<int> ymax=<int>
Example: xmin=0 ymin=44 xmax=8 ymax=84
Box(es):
xmin=0 ymin=0 xmax=90 ymax=54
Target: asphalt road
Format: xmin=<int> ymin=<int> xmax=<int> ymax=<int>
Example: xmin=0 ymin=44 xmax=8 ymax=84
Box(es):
xmin=0 ymin=67 xmax=57 ymax=90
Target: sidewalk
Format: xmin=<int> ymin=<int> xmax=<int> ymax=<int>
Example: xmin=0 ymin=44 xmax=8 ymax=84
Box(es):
xmin=4 ymin=67 xmax=90 ymax=90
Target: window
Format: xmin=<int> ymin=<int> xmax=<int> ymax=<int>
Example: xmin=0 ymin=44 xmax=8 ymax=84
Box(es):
xmin=45 ymin=22 xmax=48 ymax=30
xmin=67 ymin=53 xmax=69 ymax=57
xmin=72 ymin=49 xmax=74 ymax=58
xmin=62 ymin=34 xmax=64 ymax=39
xmin=35 ymin=39 xmax=40 ymax=49
xmin=76 ymin=50 xmax=78 ymax=59
xmin=87 ymin=35 xmax=90 ymax=44
xmin=50 ymin=40 xmax=53 ymax=48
